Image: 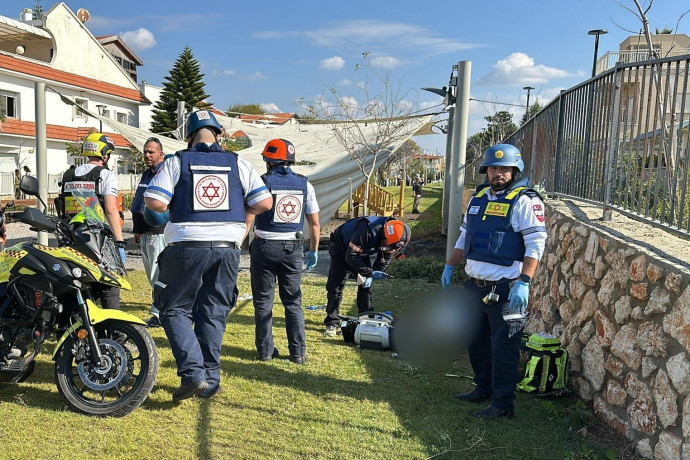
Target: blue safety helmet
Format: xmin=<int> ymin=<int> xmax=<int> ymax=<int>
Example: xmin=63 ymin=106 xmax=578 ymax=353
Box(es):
xmin=478 ymin=144 xmax=524 ymax=174
xmin=143 ymin=207 xmax=170 ymax=227
xmin=185 ymin=110 xmax=222 ymax=139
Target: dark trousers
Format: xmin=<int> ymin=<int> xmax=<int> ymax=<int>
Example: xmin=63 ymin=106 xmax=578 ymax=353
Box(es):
xmin=249 ymin=237 xmax=306 ymax=359
xmin=155 ymin=245 xmax=239 ymax=389
xmin=465 ymin=280 xmax=523 ymax=412
xmin=324 ymin=240 xmax=372 ymax=327
xmin=100 ymin=286 xmax=121 ymax=310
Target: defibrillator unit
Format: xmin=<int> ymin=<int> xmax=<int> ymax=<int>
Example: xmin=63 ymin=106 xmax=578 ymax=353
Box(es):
xmin=340 ymin=312 xmax=395 ymax=351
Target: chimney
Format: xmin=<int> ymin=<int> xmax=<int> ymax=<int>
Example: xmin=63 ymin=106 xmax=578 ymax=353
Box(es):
xmin=20 ymin=8 xmax=33 ymax=22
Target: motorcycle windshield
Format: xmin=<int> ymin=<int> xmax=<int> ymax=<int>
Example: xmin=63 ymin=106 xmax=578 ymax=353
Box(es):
xmin=68 ymin=191 xmax=106 ymax=226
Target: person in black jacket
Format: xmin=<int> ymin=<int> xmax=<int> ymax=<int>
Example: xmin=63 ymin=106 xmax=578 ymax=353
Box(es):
xmin=324 ymin=216 xmax=410 ymax=337
xmin=131 ymin=137 xmax=167 ymax=327
xmin=412 ymin=175 xmax=423 ymax=213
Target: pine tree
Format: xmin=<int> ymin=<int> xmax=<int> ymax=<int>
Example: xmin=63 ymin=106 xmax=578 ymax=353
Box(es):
xmin=151 ymin=47 xmax=211 ymax=136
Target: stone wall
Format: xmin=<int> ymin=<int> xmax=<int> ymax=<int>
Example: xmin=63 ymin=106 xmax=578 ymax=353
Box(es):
xmin=528 ymin=205 xmax=690 ymax=460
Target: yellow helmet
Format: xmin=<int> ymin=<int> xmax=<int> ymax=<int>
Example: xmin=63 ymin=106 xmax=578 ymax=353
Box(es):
xmin=81 ymin=133 xmax=115 ymax=158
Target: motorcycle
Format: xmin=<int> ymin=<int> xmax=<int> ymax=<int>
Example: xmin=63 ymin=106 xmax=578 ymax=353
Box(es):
xmin=0 ymin=199 xmax=12 ymax=251
xmin=0 ymin=176 xmax=158 ymax=416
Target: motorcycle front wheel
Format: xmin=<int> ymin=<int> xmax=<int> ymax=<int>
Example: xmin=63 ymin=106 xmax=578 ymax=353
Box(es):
xmin=54 ymin=321 xmax=158 ymax=417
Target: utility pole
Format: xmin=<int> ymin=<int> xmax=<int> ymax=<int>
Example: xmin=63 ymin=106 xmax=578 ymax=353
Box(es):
xmin=34 ymin=82 xmax=48 ymax=245
xmin=446 ymin=61 xmax=471 ymax=260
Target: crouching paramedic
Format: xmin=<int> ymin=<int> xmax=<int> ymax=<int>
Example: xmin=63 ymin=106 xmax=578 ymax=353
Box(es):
xmin=249 ymin=139 xmax=320 ymax=364
xmin=324 ymin=217 xmax=410 ymax=337
xmin=144 ymin=110 xmax=272 ymax=401
xmin=441 ymin=143 xmax=547 ymax=419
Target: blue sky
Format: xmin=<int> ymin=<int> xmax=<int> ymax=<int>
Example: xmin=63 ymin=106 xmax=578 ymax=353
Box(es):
xmin=3 ymin=1 xmax=689 ymax=154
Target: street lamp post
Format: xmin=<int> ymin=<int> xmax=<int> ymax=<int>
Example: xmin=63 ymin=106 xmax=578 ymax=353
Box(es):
xmin=588 ymin=29 xmax=608 ymax=78
xmin=523 ymin=86 xmax=535 ymax=122
xmin=96 ymin=104 xmax=106 ymax=132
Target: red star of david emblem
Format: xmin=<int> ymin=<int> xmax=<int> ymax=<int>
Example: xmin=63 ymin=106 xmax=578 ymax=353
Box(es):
xmin=281 ymin=201 xmax=296 ymax=216
xmin=202 ymin=182 xmax=221 ymax=201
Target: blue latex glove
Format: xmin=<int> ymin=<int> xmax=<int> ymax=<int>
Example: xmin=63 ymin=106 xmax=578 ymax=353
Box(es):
xmin=441 ymin=264 xmax=454 ymax=289
xmin=118 ymin=247 xmax=126 ymax=264
xmin=372 ymin=271 xmax=390 ymax=280
xmin=304 ymin=250 xmax=318 ymax=270
xmin=363 ymin=277 xmax=373 ymax=289
xmin=508 ymin=280 xmax=530 ymax=313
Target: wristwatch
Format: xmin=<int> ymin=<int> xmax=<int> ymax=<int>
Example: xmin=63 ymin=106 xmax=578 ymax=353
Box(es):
xmin=519 ymin=273 xmax=531 ymax=284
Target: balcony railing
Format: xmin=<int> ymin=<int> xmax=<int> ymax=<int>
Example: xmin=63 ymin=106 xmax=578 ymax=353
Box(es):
xmin=595 ymin=49 xmax=690 ymax=75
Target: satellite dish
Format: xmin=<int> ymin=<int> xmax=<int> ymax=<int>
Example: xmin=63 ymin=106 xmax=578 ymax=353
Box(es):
xmin=76 ymin=8 xmax=90 ymax=23
xmin=16 ymin=45 xmax=25 ymax=55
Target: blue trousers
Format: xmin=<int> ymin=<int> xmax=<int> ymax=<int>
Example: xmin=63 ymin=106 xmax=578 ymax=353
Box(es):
xmin=465 ymin=280 xmax=523 ymax=412
xmin=155 ymin=245 xmax=239 ymax=388
xmin=249 ymin=237 xmax=306 ymax=359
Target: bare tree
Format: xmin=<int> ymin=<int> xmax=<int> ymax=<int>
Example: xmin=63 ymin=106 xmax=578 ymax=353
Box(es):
xmin=309 ymin=54 xmax=421 ymax=214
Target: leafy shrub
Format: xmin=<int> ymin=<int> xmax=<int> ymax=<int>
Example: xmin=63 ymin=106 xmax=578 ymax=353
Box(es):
xmin=387 ymin=256 xmax=467 ymax=284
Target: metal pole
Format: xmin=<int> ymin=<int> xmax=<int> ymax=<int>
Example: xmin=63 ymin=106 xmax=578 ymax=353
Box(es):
xmin=441 ymin=106 xmax=454 ymax=235
xmin=523 ymin=86 xmax=534 ymax=122
xmin=176 ymin=100 xmax=186 ymax=139
xmin=34 ymin=82 xmax=48 ymax=245
xmin=446 ymin=61 xmax=470 ymax=260
xmin=603 ymin=64 xmax=622 ymax=221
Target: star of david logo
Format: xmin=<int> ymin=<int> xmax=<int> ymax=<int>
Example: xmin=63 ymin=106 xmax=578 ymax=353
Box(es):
xmin=201 ymin=182 xmax=221 ymax=201
xmin=281 ymin=201 xmax=297 ymax=216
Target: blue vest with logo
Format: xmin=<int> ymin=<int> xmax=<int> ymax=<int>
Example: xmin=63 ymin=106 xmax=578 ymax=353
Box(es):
xmin=464 ymin=178 xmax=534 ymax=267
xmin=131 ymin=162 xmax=164 ymax=214
xmin=170 ymin=143 xmax=245 ymax=224
xmin=339 ymin=216 xmax=389 ymax=255
xmin=255 ymin=165 xmax=308 ymax=233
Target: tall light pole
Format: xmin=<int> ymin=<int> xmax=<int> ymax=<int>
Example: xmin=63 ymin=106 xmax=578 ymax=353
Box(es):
xmin=523 ymin=86 xmax=534 ymax=122
xmin=96 ymin=104 xmax=106 ymax=132
xmin=588 ymin=29 xmax=608 ymax=78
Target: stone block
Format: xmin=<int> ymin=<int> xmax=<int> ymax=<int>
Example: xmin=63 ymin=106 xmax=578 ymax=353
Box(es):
xmin=614 ymin=295 xmax=632 ymax=324
xmin=665 ymin=272 xmax=683 ymax=294
xmin=574 ymin=376 xmax=594 ymax=401
xmin=663 ymin=291 xmax=690 ymax=353
xmin=683 ymin=396 xmax=690 ymax=438
xmin=607 ymin=380 xmax=627 ymax=407
xmin=595 ymin=310 xmax=616 ymax=348
xmin=647 ymin=263 xmax=662 ymax=283
xmin=605 ymin=355 xmax=625 ymax=379
xmin=642 ymin=357 xmax=658 ymax=379
xmin=630 ymin=282 xmax=649 ymax=300
xmin=655 ymin=431 xmax=682 ymax=460
xmin=594 ymin=396 xmax=629 ymax=437
xmin=644 ymin=286 xmax=671 ymax=316
xmin=667 ymin=353 xmax=690 ymax=394
xmin=626 ymin=372 xmax=651 ymax=400
xmin=654 ymin=369 xmax=679 ymax=428
xmin=627 ymin=396 xmax=658 ymax=436
xmin=575 ymin=290 xmax=599 ymax=326
xmin=579 ymin=321 xmax=595 ymax=344
xmin=629 ymin=254 xmax=647 ymax=282
xmin=584 ymin=232 xmax=599 ymax=263
xmin=637 ymin=439 xmax=654 ymax=458
xmin=637 ymin=321 xmax=668 ymax=357
xmin=582 ymin=336 xmax=605 ymax=391
xmin=598 ymin=271 xmax=620 ymax=307
xmin=612 ymin=324 xmax=642 ymax=370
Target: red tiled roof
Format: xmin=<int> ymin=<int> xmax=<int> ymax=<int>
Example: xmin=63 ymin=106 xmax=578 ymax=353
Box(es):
xmin=238 ymin=113 xmax=296 ymax=124
xmin=0 ymin=118 xmax=133 ymax=148
xmin=0 ymin=54 xmax=149 ymax=104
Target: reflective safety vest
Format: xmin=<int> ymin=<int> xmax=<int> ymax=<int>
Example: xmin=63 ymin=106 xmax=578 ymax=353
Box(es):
xmin=59 ymin=166 xmax=105 ymax=217
xmin=169 ymin=143 xmax=245 ymax=224
xmin=463 ymin=178 xmax=536 ymax=267
xmin=254 ymin=165 xmax=308 ymax=234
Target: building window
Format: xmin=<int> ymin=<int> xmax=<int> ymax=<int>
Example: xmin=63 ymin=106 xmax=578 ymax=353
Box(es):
xmin=0 ymin=91 xmax=19 ymax=118
xmin=116 ymin=112 xmax=128 ymax=124
xmin=102 ymin=109 xmax=111 ymax=119
xmin=75 ymin=97 xmax=88 ymax=119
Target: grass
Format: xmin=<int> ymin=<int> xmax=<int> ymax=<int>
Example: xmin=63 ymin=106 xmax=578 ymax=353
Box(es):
xmin=0 ymin=182 xmax=630 ymax=459
xmin=0 ymin=270 xmax=628 ymax=459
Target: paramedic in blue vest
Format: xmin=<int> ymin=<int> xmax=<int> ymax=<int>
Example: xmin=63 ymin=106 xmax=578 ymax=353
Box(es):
xmin=441 ymin=143 xmax=547 ymax=419
xmin=131 ymin=137 xmax=167 ymax=327
xmin=144 ymin=110 xmax=272 ymax=402
xmin=323 ymin=216 xmax=411 ymax=337
xmin=249 ymin=139 xmax=320 ymax=364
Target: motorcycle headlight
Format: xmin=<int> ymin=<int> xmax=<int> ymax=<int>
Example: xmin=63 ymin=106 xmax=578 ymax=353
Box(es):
xmin=71 ymin=267 xmax=83 ymax=278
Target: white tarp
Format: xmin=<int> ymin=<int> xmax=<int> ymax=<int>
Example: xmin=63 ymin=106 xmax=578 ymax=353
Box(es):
xmin=86 ymin=106 xmax=432 ymax=229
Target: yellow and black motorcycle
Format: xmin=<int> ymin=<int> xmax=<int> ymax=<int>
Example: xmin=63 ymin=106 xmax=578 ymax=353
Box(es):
xmin=0 ymin=176 xmax=158 ymax=416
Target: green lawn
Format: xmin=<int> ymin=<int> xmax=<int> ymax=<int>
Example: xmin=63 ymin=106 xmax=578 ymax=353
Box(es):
xmin=0 ymin=182 xmax=626 ymax=459
xmin=0 ymin=269 xmax=623 ymax=459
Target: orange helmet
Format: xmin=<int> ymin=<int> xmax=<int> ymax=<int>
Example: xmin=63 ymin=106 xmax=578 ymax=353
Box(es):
xmin=262 ymin=138 xmax=295 ymax=164
xmin=381 ymin=219 xmax=411 ymax=252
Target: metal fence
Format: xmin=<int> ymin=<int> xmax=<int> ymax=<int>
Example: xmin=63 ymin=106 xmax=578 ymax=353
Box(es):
xmin=507 ymin=53 xmax=690 ymax=239
xmin=1 ymin=172 xmax=140 ymax=198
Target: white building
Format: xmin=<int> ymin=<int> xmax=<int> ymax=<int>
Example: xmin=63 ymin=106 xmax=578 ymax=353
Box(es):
xmin=0 ymin=2 xmax=150 ymax=194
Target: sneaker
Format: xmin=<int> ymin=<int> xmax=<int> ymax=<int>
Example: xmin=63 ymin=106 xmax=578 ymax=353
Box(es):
xmin=145 ymin=316 xmax=161 ymax=328
xmin=259 ymin=348 xmax=280 ymax=362
xmin=325 ymin=325 xmax=338 ymax=337
xmin=172 ymin=380 xmax=209 ymax=402
xmin=289 ymin=355 xmax=305 ymax=364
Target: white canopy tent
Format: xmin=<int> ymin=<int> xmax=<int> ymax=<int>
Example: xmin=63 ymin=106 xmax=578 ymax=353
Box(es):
xmin=75 ymin=102 xmax=432 ymax=229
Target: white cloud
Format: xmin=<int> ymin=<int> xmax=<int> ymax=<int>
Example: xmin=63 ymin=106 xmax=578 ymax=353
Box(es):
xmin=90 ymin=13 xmax=221 ymax=32
xmin=253 ymin=20 xmax=480 ymax=57
xmin=419 ymin=98 xmax=443 ymax=112
xmin=120 ymin=28 xmax=156 ymax=51
xmin=246 ymin=71 xmax=269 ymax=81
xmin=370 ymin=56 xmax=401 ymax=68
xmin=338 ymin=79 xmax=353 ymax=86
xmin=476 ymin=53 xmax=572 ymax=87
xmin=212 ymin=69 xmax=237 ymax=77
xmin=261 ymin=103 xmax=281 ymax=113
xmin=320 ymin=56 xmax=345 ymax=71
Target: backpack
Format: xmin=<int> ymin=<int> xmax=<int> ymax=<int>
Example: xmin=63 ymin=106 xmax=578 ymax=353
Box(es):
xmin=517 ymin=333 xmax=569 ymax=395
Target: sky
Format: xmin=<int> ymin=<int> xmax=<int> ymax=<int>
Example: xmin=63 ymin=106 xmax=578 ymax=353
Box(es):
xmin=3 ymin=0 xmax=689 ymax=154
